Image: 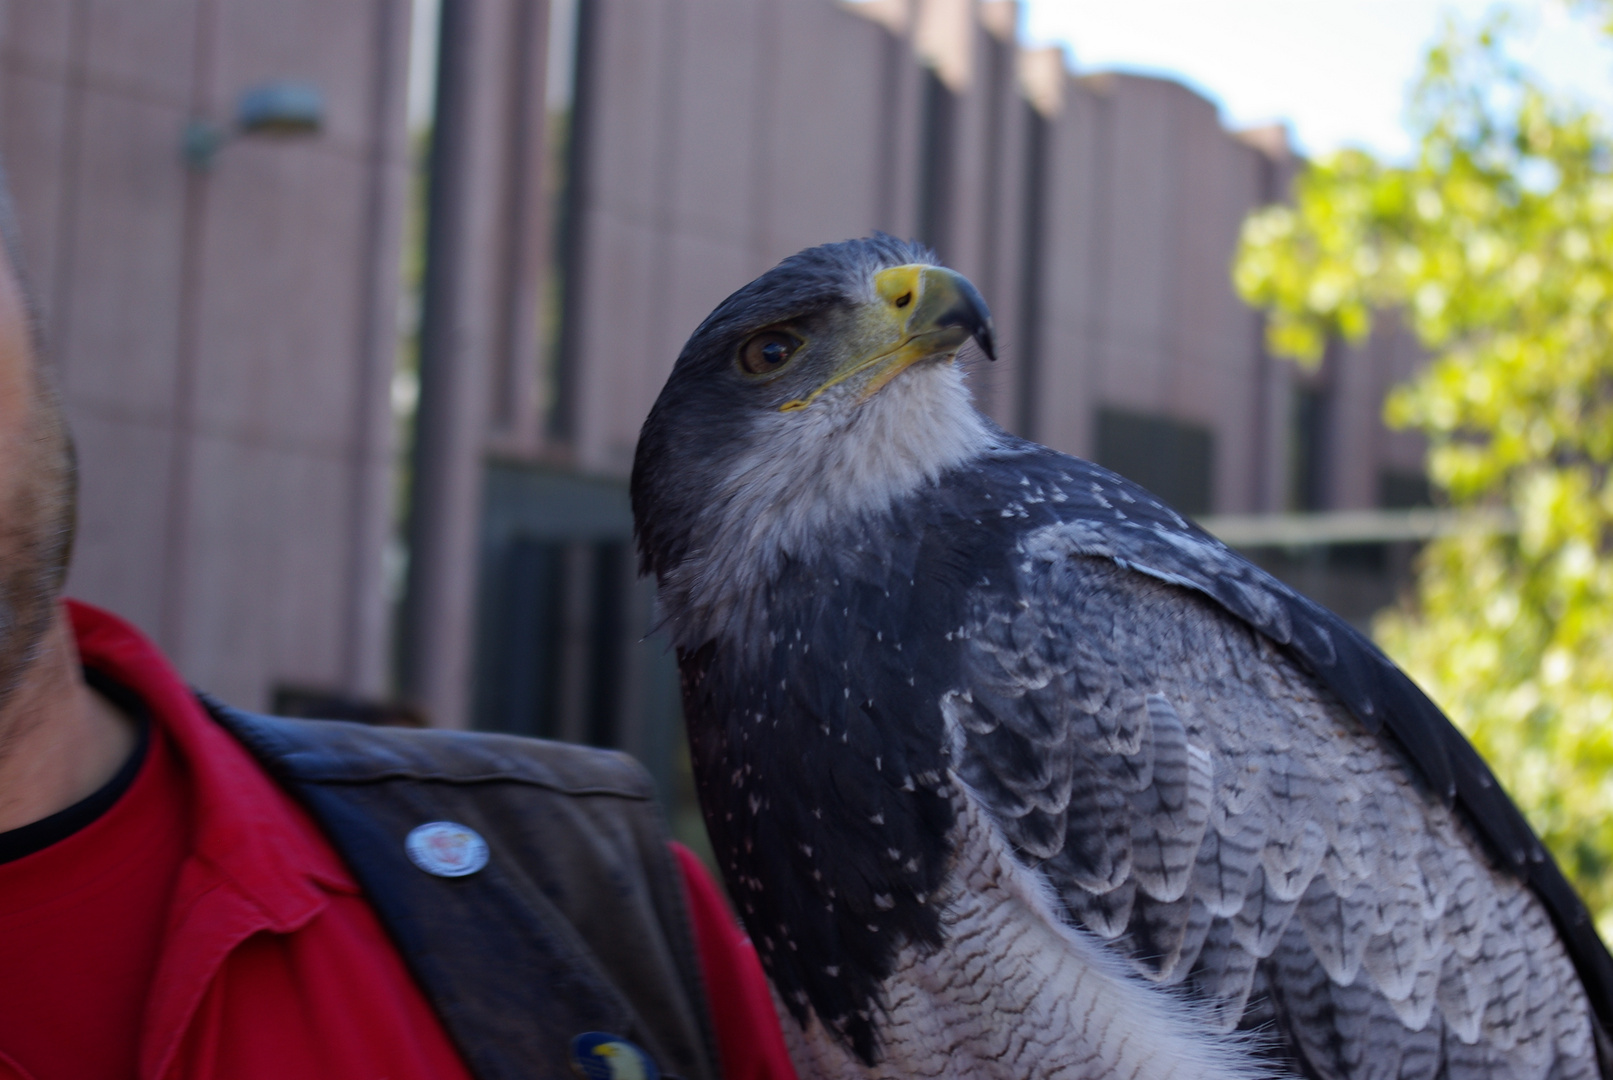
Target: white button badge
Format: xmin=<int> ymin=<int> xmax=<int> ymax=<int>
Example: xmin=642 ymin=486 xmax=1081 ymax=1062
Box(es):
xmin=405 ymin=821 xmax=490 ymax=878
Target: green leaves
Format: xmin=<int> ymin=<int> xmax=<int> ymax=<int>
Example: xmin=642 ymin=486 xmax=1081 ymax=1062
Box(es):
xmin=1233 ymin=10 xmax=1613 ymax=933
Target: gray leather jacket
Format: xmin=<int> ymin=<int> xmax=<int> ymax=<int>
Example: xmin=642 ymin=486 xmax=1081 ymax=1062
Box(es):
xmin=207 ymin=700 xmax=720 ymax=1080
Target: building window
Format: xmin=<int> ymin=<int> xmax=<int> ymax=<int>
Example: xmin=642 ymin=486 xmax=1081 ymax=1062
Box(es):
xmin=1379 ymin=469 xmax=1432 ymax=509
xmin=1094 ymin=408 xmax=1215 ymax=517
xmin=1289 ymin=382 xmax=1332 ymax=511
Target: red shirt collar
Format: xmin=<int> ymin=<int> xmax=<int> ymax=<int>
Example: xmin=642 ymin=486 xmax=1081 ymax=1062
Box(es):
xmin=65 ymin=599 xmax=357 ymax=930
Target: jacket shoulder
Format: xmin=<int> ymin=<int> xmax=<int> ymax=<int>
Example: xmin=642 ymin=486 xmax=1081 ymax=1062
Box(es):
xmin=209 ymin=697 xmax=655 ymax=799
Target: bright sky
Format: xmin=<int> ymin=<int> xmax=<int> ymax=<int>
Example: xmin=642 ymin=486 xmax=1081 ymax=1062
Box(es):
xmin=1021 ymin=1 xmax=1613 ymax=160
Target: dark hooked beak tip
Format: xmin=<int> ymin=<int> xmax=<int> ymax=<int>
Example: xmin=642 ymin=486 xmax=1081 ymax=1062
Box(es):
xmin=937 ymin=272 xmax=997 ymax=362
xmin=976 ymin=322 xmax=998 ymax=362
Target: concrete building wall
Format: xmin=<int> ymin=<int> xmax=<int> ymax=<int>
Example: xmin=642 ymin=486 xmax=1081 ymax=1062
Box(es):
xmin=0 ymin=0 xmax=413 ymax=709
xmin=402 ymin=0 xmax=1431 ymax=728
xmin=1336 ymin=314 xmax=1429 ymax=507
xmin=3 ymin=0 xmax=1425 ymax=729
xmin=558 ymin=0 xmax=1423 ymax=516
xmin=1033 ymin=73 xmax=1276 ymax=513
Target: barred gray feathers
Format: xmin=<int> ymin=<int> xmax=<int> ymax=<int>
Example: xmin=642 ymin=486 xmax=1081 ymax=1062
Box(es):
xmin=949 ymin=530 xmax=1600 ymax=1078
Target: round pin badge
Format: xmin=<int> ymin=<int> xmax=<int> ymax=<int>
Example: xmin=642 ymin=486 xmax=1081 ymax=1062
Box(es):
xmin=404 ymin=821 xmax=490 ymax=878
xmin=569 ymin=1032 xmax=659 ymax=1080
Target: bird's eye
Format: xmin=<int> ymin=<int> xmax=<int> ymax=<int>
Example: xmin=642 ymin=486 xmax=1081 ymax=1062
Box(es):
xmin=739 ymin=330 xmax=802 ymax=375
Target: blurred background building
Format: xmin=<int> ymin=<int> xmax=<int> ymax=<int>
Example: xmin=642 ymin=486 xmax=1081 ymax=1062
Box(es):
xmin=0 ymin=2 xmax=408 ymax=712
xmin=0 ymin=0 xmax=1432 ymax=804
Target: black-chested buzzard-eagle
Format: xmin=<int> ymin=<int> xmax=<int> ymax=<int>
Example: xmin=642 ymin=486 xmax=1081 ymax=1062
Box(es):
xmin=630 ymin=235 xmax=1613 ymax=1080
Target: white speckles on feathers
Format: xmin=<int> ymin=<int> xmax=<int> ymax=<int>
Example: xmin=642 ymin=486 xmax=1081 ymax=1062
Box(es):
xmin=777 ymin=793 xmax=1277 ymax=1080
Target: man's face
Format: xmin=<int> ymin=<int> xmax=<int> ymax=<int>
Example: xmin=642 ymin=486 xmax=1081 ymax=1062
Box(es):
xmin=0 ymin=248 xmax=74 ymax=712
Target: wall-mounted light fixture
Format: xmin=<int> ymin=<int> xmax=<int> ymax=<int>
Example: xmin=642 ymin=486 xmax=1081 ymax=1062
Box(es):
xmin=183 ymin=81 xmax=326 ymax=171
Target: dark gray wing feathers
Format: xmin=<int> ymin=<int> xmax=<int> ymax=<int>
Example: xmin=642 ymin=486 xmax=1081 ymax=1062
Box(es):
xmin=1008 ymin=490 xmax=1613 ymax=1038
xmin=949 ymin=517 xmax=1603 ymax=1080
xmin=1128 ymin=694 xmax=1214 ymax=905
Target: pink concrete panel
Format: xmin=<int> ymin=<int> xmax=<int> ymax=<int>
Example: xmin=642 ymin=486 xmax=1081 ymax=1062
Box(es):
xmin=189 ymin=142 xmax=368 ymax=450
xmin=2 ymin=0 xmax=408 ymax=708
xmin=0 ymin=2 xmax=75 ymax=73
xmin=587 ymin=0 xmax=676 ymax=224
xmin=1331 ymin=336 xmax=1382 ymax=509
xmin=1321 ymin=322 xmax=1433 ymax=510
xmin=457 ymin=0 xmax=525 ymax=438
xmin=1163 ymin=117 xmax=1267 ymax=511
xmin=1360 ymin=315 xmax=1428 ymax=476
xmin=757 ymin=0 xmax=888 ymax=259
xmin=1089 ymin=176 xmax=1168 ymax=397
xmin=474 ymin=0 xmax=552 ymax=452
xmin=881 ymin=36 xmax=927 ymax=240
xmin=1373 ymin=322 xmax=1428 ymax=476
xmin=1344 ymin=319 xmax=1430 ymax=502
xmin=1093 ymin=74 xmax=1179 ymax=407
xmin=941 ymin=26 xmax=1004 ymax=284
xmin=1207 ymin=315 xmax=1271 ymax=512
xmin=1164 ymin=122 xmax=1248 ymax=415
xmin=663 ymin=0 xmax=761 ymax=248
xmin=59 ymin=408 xmax=174 ymax=637
xmin=82 ymin=0 xmax=197 ymax=107
xmin=1027 ymin=67 xmax=1296 ymax=515
xmin=55 ymin=87 xmax=188 ymax=415
xmin=971 ymin=43 xmax=1035 ymax=430
xmin=1088 ymin=75 xmax=1275 ymax=513
xmin=173 ymin=432 xmax=355 ymax=707
xmin=573 ymin=205 xmax=662 ymax=473
xmin=1033 ymin=78 xmax=1103 ymax=460
xmin=1254 ymin=350 xmax=1294 ymax=513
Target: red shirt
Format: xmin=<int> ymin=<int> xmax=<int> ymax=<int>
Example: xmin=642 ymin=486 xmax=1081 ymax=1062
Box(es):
xmin=0 ymin=601 xmax=794 ymax=1080
xmin=674 ymin=844 xmax=797 ymax=1080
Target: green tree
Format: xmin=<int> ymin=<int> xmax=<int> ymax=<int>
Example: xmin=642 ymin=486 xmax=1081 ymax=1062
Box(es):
xmin=1233 ymin=12 xmax=1613 ymax=930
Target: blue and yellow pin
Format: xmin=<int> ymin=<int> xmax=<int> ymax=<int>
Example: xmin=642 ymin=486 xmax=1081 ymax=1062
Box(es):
xmin=569 ymin=1032 xmax=660 ymax=1080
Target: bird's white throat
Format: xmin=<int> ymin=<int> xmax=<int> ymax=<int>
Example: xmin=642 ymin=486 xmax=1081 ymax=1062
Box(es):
xmin=660 ymin=360 xmax=998 ymax=649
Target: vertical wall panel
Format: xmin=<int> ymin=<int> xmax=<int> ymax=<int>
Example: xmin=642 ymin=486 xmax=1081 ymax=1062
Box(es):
xmin=0 ymin=0 xmax=412 ymax=709
xmin=1034 ymin=77 xmax=1101 ymax=458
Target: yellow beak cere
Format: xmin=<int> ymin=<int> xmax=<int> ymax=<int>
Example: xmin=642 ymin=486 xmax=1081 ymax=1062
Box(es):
xmin=779 ymin=264 xmax=995 ymax=413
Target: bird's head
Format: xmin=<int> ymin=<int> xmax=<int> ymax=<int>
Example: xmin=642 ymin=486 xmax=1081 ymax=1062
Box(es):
xmin=632 ymin=236 xmax=998 ymax=633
